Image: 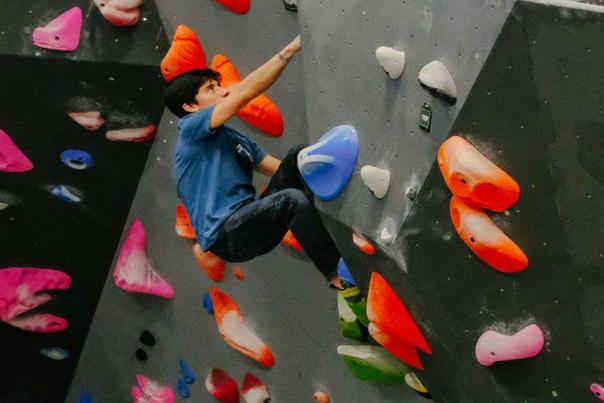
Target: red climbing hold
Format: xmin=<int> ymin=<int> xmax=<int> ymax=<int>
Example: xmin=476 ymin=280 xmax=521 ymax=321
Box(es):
xmin=113 ymin=220 xmax=175 ymax=299
xmin=352 ymin=232 xmax=376 ymax=256
xmin=369 ymin=322 xmax=424 ymax=370
xmin=367 ymin=272 xmax=431 ymax=355
xmin=175 ymin=204 xmax=196 ymax=240
xmin=161 ymin=25 xmax=208 ymax=82
xmin=450 ymin=195 xmax=528 ymax=273
xmin=0 ymin=267 xmax=71 ymax=333
xmin=210 ymin=288 xmax=275 ymax=367
xmin=93 ymin=0 xmax=143 ymax=27
xmin=32 ymin=7 xmax=82 ymax=52
xmin=193 ymin=244 xmax=225 ymax=282
xmin=212 ymin=54 xmax=284 ymax=137
xmin=105 ymin=124 xmax=156 ymax=142
xmin=241 ymin=372 xmax=270 ymax=403
xmin=206 ymin=368 xmax=239 ymax=403
xmin=438 ymin=135 xmax=520 ymax=212
xmin=68 ymin=111 xmax=105 ymax=131
xmin=215 ymin=0 xmax=250 ymax=14
xmin=282 ymin=230 xmax=303 ymax=251
xmin=0 ymin=129 xmax=33 ymax=173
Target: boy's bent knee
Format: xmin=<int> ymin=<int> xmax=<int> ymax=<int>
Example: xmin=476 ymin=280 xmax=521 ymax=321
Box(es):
xmin=280 ymin=188 xmax=311 ymax=208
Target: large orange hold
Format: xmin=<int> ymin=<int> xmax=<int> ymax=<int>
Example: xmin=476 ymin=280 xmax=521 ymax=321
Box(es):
xmin=210 ymin=288 xmax=275 ymax=367
xmin=215 ymin=0 xmax=250 ymax=14
xmin=192 ymin=243 xmax=225 ymax=282
xmin=161 ymin=25 xmax=208 ymax=82
xmin=450 ymin=195 xmax=528 ymax=273
xmin=438 ymin=135 xmax=520 ymax=212
xmin=211 ymin=54 xmax=284 ymax=137
xmin=175 ymin=204 xmax=195 ymax=240
xmin=367 ymin=272 xmax=431 ymax=354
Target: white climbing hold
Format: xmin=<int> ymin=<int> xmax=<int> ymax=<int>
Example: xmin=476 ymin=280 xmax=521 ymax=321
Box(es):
xmin=418 ymin=60 xmax=457 ymax=101
xmin=360 ymin=165 xmax=390 ymax=199
xmin=375 ymin=47 xmax=406 ymax=79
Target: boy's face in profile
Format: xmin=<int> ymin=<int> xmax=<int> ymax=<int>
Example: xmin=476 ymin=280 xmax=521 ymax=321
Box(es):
xmin=186 ymin=79 xmax=230 ymax=112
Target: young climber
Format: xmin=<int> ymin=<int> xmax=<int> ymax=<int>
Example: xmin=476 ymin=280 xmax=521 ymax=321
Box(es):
xmin=164 ymin=36 xmax=347 ymax=289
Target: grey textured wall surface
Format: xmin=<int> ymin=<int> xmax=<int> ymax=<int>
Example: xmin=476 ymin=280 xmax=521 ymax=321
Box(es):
xmin=298 ymin=0 xmax=516 ymax=262
xmin=66 ymin=1 xmax=425 ymax=402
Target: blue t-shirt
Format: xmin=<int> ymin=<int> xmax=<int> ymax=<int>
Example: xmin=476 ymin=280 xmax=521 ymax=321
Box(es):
xmin=174 ymin=106 xmax=267 ymax=250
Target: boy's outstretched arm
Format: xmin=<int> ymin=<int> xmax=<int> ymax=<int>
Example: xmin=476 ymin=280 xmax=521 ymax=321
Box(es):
xmin=256 ymin=155 xmax=281 ymax=176
xmin=210 ymin=35 xmax=301 ymax=129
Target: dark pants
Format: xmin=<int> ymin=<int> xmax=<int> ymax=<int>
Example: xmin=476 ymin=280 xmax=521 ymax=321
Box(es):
xmin=209 ymin=144 xmax=342 ymax=280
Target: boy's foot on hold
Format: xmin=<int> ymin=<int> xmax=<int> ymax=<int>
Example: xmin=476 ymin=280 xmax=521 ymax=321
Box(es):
xmin=330 ymin=258 xmax=369 ymax=327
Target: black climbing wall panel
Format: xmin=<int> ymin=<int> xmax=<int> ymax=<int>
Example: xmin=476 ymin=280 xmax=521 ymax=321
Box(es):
xmin=0 ymin=0 xmax=168 ymax=401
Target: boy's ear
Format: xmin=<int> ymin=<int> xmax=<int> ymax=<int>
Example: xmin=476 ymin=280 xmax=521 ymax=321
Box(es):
xmin=182 ymin=102 xmax=200 ymax=113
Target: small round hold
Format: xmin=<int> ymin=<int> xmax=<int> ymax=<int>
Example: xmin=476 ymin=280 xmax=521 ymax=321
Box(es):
xmin=139 ymin=330 xmax=156 ymax=346
xmin=135 ymin=348 xmax=148 ymax=361
xmin=40 ymin=347 xmax=70 ymax=360
xmin=60 ymin=149 xmax=95 ymax=170
xmin=406 ymin=187 xmax=418 ymax=200
xmin=313 ymin=391 xmax=330 ymax=402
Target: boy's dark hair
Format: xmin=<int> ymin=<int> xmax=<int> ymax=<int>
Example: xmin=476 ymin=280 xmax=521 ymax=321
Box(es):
xmin=163 ymin=69 xmax=221 ymax=118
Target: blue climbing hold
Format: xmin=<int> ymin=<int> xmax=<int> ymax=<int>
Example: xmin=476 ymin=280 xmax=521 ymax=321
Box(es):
xmin=77 ymin=389 xmax=93 ymax=403
xmin=177 ymin=378 xmax=191 ymax=398
xmin=337 ymin=258 xmax=357 ymax=286
xmin=298 ymin=125 xmax=359 ymax=201
xmin=60 ymin=149 xmax=95 ymax=170
xmin=179 ymin=358 xmax=196 ymax=384
xmin=203 ymin=291 xmax=214 ymax=315
xmin=51 ymin=185 xmax=82 ymax=203
xmin=40 ymin=347 xmax=70 ymax=360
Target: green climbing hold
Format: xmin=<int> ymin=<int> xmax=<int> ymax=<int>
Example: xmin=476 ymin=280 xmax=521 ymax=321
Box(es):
xmin=337 ymin=345 xmax=410 ymax=383
xmin=339 ymin=286 xmax=369 ymax=327
xmin=338 ymin=292 xmax=364 ymax=341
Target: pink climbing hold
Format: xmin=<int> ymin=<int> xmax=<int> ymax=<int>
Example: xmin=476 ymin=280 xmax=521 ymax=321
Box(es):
xmin=105 ymin=124 xmax=157 ymax=142
xmin=591 ymin=383 xmax=604 ymax=401
xmin=205 ymin=368 xmax=240 ymax=403
xmin=32 ymin=7 xmax=82 ymax=52
xmin=93 ymin=0 xmax=143 ymax=27
xmin=68 ymin=111 xmax=105 ymax=131
xmin=131 ymin=374 xmax=175 ymax=403
xmin=0 ymin=267 xmax=71 ymax=333
xmin=475 ymin=323 xmax=545 ymax=366
xmin=241 ymin=372 xmax=269 ymax=403
xmin=113 ymin=219 xmax=174 ymax=299
xmin=0 ymin=129 xmax=33 ymax=173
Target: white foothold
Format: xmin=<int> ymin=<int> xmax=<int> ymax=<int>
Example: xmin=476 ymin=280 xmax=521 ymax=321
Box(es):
xmin=418 ymin=60 xmax=457 ymax=101
xmin=360 ymin=165 xmax=390 ymax=199
xmin=375 ymin=46 xmax=406 ymax=79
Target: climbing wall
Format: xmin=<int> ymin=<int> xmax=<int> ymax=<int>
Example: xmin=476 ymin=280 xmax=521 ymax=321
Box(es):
xmin=0 ymin=1 xmax=167 ymax=402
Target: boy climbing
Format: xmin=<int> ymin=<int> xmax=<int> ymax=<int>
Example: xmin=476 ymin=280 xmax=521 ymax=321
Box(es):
xmin=164 ymin=35 xmax=348 ymax=289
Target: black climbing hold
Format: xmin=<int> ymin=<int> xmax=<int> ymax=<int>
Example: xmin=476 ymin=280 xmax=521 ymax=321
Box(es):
xmin=419 ymin=103 xmax=432 ymax=131
xmin=139 ymin=330 xmax=156 ymax=347
xmin=135 ymin=348 xmax=148 ymax=361
xmin=283 ymin=0 xmax=297 ymax=12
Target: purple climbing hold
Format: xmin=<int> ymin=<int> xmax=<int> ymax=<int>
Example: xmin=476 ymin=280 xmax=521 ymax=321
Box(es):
xmin=32 ymin=7 xmax=83 ymax=52
xmin=298 ymin=125 xmax=359 ymax=201
xmin=203 ymin=291 xmax=214 ymax=315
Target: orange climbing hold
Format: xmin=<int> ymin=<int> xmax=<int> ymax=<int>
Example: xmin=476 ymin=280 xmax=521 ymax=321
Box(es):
xmin=211 ymin=54 xmax=284 ymax=137
xmin=210 ymin=288 xmax=275 ymax=367
xmin=367 ymin=272 xmax=431 ymax=355
xmin=313 ymin=391 xmax=330 ymax=403
xmin=192 ymin=243 xmax=225 ymax=282
xmin=438 ymin=135 xmax=520 ymax=212
xmin=233 ymin=266 xmax=245 ymax=280
xmin=369 ymin=322 xmax=424 ymax=370
xmin=450 ymin=195 xmax=528 ymax=273
xmin=352 ymin=232 xmax=376 ymax=256
xmin=215 ymin=0 xmax=250 ymax=14
xmin=175 ymin=204 xmax=195 ymax=240
xmin=282 ymin=230 xmax=303 ymax=251
xmin=161 ymin=25 xmax=208 ymax=82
